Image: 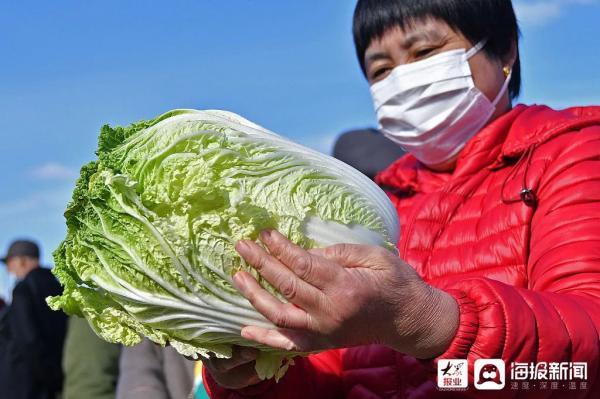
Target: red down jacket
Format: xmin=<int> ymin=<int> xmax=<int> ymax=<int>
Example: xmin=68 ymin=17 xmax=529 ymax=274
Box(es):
xmin=204 ymin=104 xmax=600 ymax=398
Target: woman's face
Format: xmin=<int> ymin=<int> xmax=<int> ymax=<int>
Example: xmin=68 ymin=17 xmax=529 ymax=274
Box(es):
xmin=364 ymin=18 xmax=516 ymax=170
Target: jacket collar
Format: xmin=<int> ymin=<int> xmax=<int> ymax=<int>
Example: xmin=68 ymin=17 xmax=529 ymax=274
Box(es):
xmin=376 ymin=104 xmax=600 ymax=193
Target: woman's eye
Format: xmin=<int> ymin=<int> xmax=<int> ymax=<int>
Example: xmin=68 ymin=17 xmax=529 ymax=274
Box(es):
xmin=414 ymin=47 xmax=435 ymax=59
xmin=371 ymin=67 xmax=392 ymax=81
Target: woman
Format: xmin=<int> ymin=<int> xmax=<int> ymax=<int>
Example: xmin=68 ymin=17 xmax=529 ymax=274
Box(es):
xmin=202 ymin=0 xmax=600 ymax=397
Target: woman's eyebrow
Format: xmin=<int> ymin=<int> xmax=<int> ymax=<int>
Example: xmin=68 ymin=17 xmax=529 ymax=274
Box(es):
xmin=365 ymin=51 xmax=390 ymax=64
xmin=401 ymin=30 xmax=442 ymax=49
xmin=365 ymin=28 xmax=445 ymax=65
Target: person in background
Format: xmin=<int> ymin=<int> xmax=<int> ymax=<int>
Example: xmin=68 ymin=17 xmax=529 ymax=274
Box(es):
xmin=332 ymin=128 xmax=405 ymax=180
xmin=116 ymin=338 xmax=200 ymax=399
xmin=0 ymin=240 xmax=67 ymax=399
xmin=62 ymin=316 xmax=121 ymax=399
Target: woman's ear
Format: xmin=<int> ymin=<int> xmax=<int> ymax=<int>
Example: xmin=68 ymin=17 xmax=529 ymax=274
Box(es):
xmin=504 ymin=40 xmax=518 ymax=70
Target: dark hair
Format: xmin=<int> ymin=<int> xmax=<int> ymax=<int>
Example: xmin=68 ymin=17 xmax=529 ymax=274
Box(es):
xmin=353 ymin=0 xmax=522 ymax=99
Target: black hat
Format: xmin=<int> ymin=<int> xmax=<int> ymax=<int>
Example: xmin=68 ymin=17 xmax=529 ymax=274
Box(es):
xmin=333 ymin=129 xmax=405 ymax=180
xmin=1 ymin=240 xmax=40 ymax=264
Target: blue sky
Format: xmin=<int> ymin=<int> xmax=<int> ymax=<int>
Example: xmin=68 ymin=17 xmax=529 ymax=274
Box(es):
xmin=1 ymin=0 xmax=599 ymax=299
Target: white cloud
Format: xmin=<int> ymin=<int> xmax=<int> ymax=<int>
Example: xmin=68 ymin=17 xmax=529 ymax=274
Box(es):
xmin=514 ymin=0 xmax=596 ymax=27
xmin=0 ymin=187 xmax=72 ymax=219
xmin=28 ymin=162 xmax=78 ymax=181
xmin=515 ymin=2 xmax=561 ymax=25
xmin=0 ymin=187 xmax=72 ymax=301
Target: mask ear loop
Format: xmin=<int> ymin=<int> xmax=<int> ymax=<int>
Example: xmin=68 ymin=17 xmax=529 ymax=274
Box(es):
xmin=492 ymin=69 xmax=512 ymax=107
xmin=465 ymin=39 xmax=488 ymax=59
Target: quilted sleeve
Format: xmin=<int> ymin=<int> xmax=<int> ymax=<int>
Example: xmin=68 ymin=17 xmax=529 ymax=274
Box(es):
xmin=432 ymin=126 xmax=600 ymax=398
xmin=203 ymin=349 xmax=344 ymax=399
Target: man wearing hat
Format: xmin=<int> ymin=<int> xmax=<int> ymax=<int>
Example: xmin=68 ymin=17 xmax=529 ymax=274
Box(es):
xmin=0 ymin=239 xmax=67 ymax=399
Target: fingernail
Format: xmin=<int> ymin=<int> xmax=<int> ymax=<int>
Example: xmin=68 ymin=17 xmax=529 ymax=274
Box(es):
xmin=260 ymin=230 xmax=273 ymax=243
xmin=241 ymin=327 xmax=254 ymax=340
xmin=232 ymin=272 xmax=246 ymax=291
xmin=235 ymin=240 xmax=250 ymax=254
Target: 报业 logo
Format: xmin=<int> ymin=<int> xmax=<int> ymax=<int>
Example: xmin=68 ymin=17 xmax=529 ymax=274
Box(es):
xmin=437 ymin=359 xmax=468 ymax=390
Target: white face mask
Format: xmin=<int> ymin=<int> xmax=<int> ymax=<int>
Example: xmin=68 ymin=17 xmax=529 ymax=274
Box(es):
xmin=370 ymin=40 xmax=512 ymax=166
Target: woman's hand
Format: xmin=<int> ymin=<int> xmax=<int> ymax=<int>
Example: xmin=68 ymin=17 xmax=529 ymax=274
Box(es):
xmin=233 ymin=230 xmax=459 ymax=359
xmin=201 ymin=346 xmax=261 ymax=390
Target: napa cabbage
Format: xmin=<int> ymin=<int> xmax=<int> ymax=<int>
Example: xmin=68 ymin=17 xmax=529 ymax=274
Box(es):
xmin=48 ymin=109 xmax=399 ymax=380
